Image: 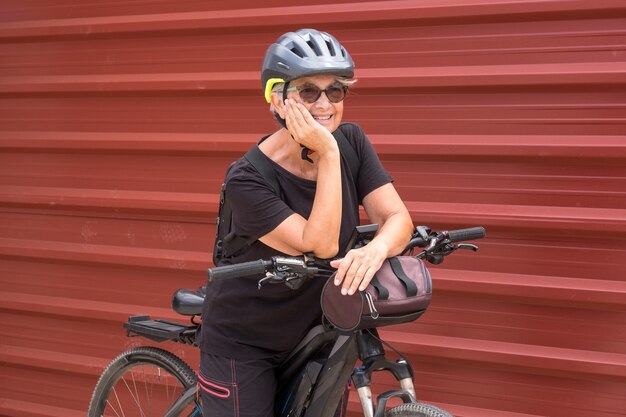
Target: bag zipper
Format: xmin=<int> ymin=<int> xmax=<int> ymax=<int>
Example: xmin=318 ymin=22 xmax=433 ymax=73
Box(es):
xmin=364 ymin=292 xmax=379 ymax=319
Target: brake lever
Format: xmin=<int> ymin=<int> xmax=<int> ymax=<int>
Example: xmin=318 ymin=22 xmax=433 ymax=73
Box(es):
xmin=456 ymin=243 xmax=479 ymax=252
xmin=285 ymin=275 xmax=305 ymax=290
xmin=425 ymin=232 xmax=447 ymax=252
xmin=257 ymin=273 xmax=285 ymax=289
xmin=415 ymin=226 xmax=431 ymax=241
xmin=421 ymin=236 xmax=454 ymax=264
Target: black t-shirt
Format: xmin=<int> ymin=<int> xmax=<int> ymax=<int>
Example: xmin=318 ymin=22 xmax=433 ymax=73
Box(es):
xmin=200 ymin=123 xmax=392 ymax=359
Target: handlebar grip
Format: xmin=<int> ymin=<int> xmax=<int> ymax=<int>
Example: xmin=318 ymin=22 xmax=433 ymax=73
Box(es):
xmin=208 ymin=259 xmax=271 ymax=282
xmin=448 ymin=227 xmax=486 ymax=243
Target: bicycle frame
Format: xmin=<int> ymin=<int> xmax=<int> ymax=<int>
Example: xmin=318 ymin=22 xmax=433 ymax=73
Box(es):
xmin=275 ymin=323 xmax=416 ymax=417
xmin=163 ymin=386 xmax=199 ymax=417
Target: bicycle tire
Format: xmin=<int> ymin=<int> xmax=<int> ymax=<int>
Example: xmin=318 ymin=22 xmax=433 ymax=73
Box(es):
xmin=386 ymin=402 xmax=454 ymax=417
xmin=88 ymin=346 xmax=200 ymax=417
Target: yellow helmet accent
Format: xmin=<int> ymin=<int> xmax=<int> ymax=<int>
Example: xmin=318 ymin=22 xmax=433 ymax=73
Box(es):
xmin=264 ymin=78 xmax=286 ymax=103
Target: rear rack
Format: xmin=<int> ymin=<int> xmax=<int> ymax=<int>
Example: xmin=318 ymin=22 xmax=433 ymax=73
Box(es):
xmin=124 ymin=315 xmax=198 ymax=345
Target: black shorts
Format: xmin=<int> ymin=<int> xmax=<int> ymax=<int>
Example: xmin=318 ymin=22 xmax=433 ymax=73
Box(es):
xmin=199 ymin=350 xmax=349 ymax=417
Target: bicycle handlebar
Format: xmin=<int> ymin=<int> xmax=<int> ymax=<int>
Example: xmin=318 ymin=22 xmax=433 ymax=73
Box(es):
xmin=448 ymin=227 xmax=485 ymax=243
xmin=207 ymin=225 xmax=485 ymax=285
xmin=208 ymin=259 xmax=272 ymax=282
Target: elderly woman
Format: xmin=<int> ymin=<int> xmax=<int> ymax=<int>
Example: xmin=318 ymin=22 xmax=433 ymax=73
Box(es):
xmin=199 ymin=28 xmax=413 ymax=417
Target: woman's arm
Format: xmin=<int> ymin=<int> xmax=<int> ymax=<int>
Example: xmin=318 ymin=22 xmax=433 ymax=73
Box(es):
xmin=258 ymin=99 xmax=343 ymax=258
xmin=330 ymin=183 xmax=413 ymax=295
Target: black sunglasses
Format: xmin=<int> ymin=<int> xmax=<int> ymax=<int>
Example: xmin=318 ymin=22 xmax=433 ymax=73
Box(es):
xmin=286 ymin=82 xmax=348 ymax=104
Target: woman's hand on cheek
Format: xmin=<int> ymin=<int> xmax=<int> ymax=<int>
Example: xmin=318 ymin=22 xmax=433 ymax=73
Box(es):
xmin=285 ymin=99 xmax=334 ymax=155
xmin=284 ymin=100 xmax=305 ymax=138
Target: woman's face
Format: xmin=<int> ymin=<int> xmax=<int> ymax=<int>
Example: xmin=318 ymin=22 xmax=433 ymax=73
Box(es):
xmin=285 ymin=75 xmax=345 ymax=132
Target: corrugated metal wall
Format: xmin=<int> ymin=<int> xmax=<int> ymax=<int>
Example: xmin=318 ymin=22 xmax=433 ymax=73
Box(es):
xmin=1 ymin=1 xmax=625 ymax=416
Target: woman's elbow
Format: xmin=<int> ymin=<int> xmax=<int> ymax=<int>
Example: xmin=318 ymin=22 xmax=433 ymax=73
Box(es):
xmin=311 ymin=242 xmax=339 ymax=259
xmin=301 ymin=229 xmax=340 ymax=259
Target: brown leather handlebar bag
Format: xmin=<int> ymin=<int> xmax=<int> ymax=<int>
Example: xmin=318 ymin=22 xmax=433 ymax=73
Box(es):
xmin=321 ymin=256 xmax=432 ymax=331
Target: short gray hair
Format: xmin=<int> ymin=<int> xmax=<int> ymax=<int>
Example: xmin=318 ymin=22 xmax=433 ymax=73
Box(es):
xmin=269 ymin=82 xmax=285 ymax=114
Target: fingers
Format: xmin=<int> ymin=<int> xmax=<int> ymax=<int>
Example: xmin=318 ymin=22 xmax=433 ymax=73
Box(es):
xmin=288 ymin=99 xmax=316 ymax=124
xmin=284 ymin=99 xmax=327 ymax=149
xmin=284 ymin=99 xmax=312 ymax=139
xmin=333 ymin=248 xmax=384 ymax=296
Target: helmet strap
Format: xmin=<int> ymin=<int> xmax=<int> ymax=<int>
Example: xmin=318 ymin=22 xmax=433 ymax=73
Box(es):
xmin=273 ymin=109 xmax=288 ymax=129
xmin=275 ymin=81 xmax=313 ymax=164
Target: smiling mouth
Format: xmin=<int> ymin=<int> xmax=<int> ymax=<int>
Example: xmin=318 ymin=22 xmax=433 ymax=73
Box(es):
xmin=313 ymin=115 xmax=332 ymax=121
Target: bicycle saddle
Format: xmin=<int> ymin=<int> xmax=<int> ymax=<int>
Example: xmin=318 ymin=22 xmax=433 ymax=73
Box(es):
xmin=171 ymin=287 xmax=205 ymax=316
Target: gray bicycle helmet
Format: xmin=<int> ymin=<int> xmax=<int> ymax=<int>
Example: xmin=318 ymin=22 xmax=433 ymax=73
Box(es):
xmin=262 ymin=28 xmax=354 ymax=102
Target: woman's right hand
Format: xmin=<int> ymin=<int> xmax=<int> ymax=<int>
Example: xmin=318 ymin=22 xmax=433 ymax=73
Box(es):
xmin=258 ymin=98 xmax=342 ymax=259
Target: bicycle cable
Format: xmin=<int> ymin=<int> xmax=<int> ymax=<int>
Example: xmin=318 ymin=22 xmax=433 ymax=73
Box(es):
xmin=365 ymin=328 xmax=407 ymax=361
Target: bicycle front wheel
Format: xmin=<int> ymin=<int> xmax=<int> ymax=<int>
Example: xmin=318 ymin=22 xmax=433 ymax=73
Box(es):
xmin=88 ymin=346 xmax=200 ymax=417
xmin=386 ymin=402 xmax=454 ymax=417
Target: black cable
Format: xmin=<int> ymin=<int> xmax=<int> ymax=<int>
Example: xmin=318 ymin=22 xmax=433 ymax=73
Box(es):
xmin=365 ymin=328 xmax=407 ymax=361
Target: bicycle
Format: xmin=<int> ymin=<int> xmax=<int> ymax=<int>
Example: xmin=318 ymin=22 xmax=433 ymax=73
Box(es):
xmin=88 ymin=224 xmax=485 ymax=417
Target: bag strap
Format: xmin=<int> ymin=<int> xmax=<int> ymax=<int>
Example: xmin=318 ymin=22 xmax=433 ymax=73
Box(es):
xmin=213 ymin=162 xmax=237 ymax=264
xmin=388 ymin=257 xmax=418 ymax=297
xmin=333 ymin=126 xmax=360 ymax=181
xmin=369 ymin=276 xmax=390 ymax=301
xmin=244 ymin=145 xmax=280 ymax=194
xmin=222 ymin=126 xmax=359 ymax=258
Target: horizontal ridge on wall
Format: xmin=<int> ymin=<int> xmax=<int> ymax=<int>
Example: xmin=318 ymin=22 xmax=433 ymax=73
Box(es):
xmin=2 ymin=63 xmax=626 ymax=93
xmin=0 ymin=237 xmax=209 ymax=271
xmin=382 ymin=330 xmax=626 ymax=379
xmin=3 ymin=324 xmax=625 ymax=382
xmin=0 ymin=290 xmax=178 ymax=323
xmin=0 ymin=185 xmax=215 ymax=217
xmin=2 ymin=131 xmax=625 ymax=157
xmin=1 ymin=244 xmax=623 ymax=310
xmin=0 ymin=399 xmax=85 ymax=417
xmin=1 ymin=0 xmax=624 ymax=39
xmin=434 ymin=269 xmax=626 ymax=310
xmin=2 ymin=190 xmax=625 ymax=233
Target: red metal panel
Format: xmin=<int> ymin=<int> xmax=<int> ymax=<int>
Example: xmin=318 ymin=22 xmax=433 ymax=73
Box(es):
xmin=1 ymin=1 xmax=625 ymax=416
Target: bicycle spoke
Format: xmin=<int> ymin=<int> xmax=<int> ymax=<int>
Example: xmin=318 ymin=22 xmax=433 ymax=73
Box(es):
xmin=89 ymin=347 xmax=197 ymax=417
xmin=121 ymin=371 xmax=147 ymax=417
xmin=102 ymin=365 xmax=177 ymax=417
xmin=106 ymin=387 xmax=124 ymax=417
